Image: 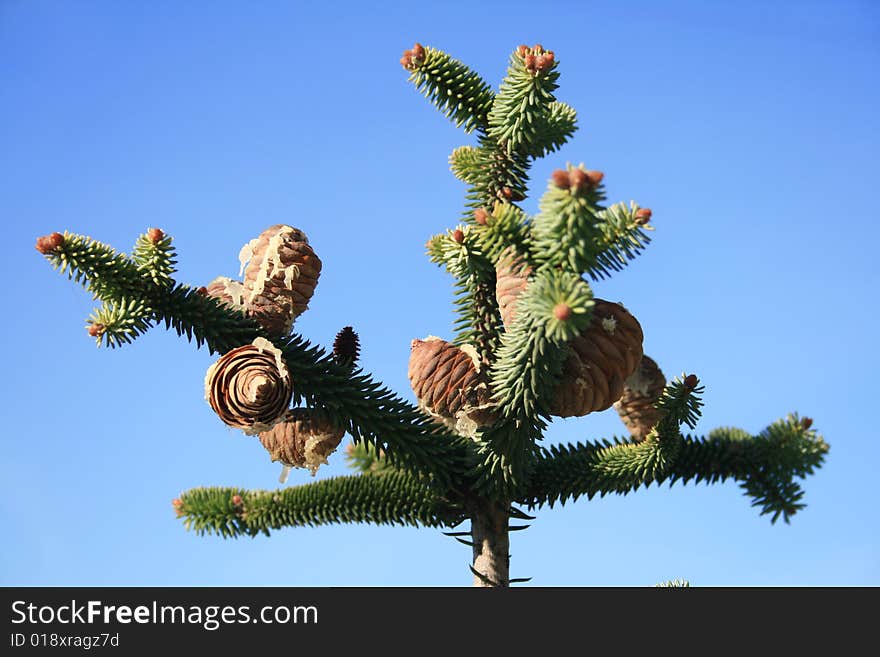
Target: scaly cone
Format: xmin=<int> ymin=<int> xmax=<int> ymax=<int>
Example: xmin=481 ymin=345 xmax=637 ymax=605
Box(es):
xmin=408 ymin=337 xmax=497 ymax=438
xmin=258 ymin=408 xmax=345 ymax=480
xmin=204 ymin=337 xmax=293 ymax=435
xmin=613 ymin=355 xmax=667 ymax=439
xmin=239 ymin=224 xmax=322 ymax=335
xmin=550 ymin=299 xmax=644 ymax=417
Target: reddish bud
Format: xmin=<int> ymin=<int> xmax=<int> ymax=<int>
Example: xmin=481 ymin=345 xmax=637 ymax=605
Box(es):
xmin=35 ymin=232 xmax=64 ymax=254
xmin=585 ymin=170 xmax=605 ymax=186
xmin=452 ymin=228 xmax=465 ymax=243
xmin=147 ymin=227 xmax=164 ymax=244
xmin=552 ymin=169 xmax=571 ymax=189
xmin=87 ymin=323 xmax=105 ymax=337
xmin=473 ymin=208 xmax=489 ymax=225
xmin=684 ymin=374 xmax=699 ymax=389
xmin=345 ymin=442 xmax=355 ymax=456
xmin=411 ymin=43 xmax=425 ymax=60
xmin=533 ymin=43 xmax=544 ymax=53
xmin=231 ymin=494 xmax=243 ymax=506
xmin=524 ymin=54 xmax=537 ymax=72
xmin=553 ymin=303 xmax=572 ymax=321
xmin=801 ymin=417 xmax=813 ymax=430
xmin=196 ymin=286 xmax=208 ymax=296
xmin=172 ymin=498 xmax=183 ymax=516
xmin=568 ymin=168 xmax=588 ymax=190
xmin=517 ymin=45 xmax=529 ymax=57
xmin=634 ymin=208 xmax=653 ymax=224
xmin=400 ymin=52 xmax=413 ymax=68
xmin=535 ymin=52 xmax=555 ymax=72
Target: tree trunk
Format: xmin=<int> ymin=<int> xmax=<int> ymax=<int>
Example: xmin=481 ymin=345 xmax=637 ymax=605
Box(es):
xmin=469 ymin=502 xmax=510 ymax=587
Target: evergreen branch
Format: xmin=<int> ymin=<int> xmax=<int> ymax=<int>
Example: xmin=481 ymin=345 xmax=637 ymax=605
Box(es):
xmin=522 ymin=101 xmax=578 ymax=159
xmin=345 ymin=441 xmax=397 ymax=475
xmin=471 ymin=201 xmax=533 ymax=264
xmin=585 ymin=201 xmax=653 ymax=281
xmin=461 ymin=136 xmax=531 ymax=217
xmin=275 ymin=335 xmax=470 ymax=489
xmin=403 ymin=43 xmax=495 ymax=134
xmin=487 ymin=46 xmax=560 ymax=155
xmin=176 ymin=473 xmax=464 ymax=538
xmin=656 ymin=579 xmax=691 ymax=588
xmin=449 ymin=145 xmax=484 ymax=185
xmin=39 ymin=231 xmax=145 ymax=302
xmin=426 ymin=227 xmax=502 ymax=363
xmin=151 ymin=284 xmax=262 ymax=354
xmin=522 ymin=414 xmax=828 ymax=524
xmin=87 ymin=297 xmax=154 ymax=348
xmin=474 ymin=270 xmax=594 ymax=497
xmin=132 ymin=228 xmax=177 ymax=289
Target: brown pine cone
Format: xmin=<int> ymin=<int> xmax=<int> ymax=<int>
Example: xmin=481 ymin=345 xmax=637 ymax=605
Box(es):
xmin=613 ymin=355 xmax=666 ymax=440
xmin=549 ymin=299 xmax=644 ymax=417
xmin=205 ymin=276 xmax=247 ymax=311
xmin=408 ymin=337 xmax=497 ymax=437
xmin=204 ymin=337 xmax=293 ymax=434
xmin=495 ymin=248 xmax=532 ymax=328
xmin=239 ymin=225 xmax=322 ymax=335
xmin=258 ymin=408 xmax=345 ymax=476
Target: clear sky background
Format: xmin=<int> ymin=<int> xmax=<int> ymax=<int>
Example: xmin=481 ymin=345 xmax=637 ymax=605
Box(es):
xmin=2 ymin=1 xmax=877 ymax=586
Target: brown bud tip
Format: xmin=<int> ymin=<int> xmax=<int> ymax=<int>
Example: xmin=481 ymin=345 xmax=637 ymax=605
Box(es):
xmin=533 ymin=43 xmax=544 ymax=52
xmin=87 ymin=323 xmax=105 ymax=337
xmin=552 ymin=169 xmax=571 ymax=189
xmin=231 ymin=494 xmax=243 ymax=506
xmin=452 ymin=228 xmax=465 ymax=243
xmin=345 ymin=442 xmax=355 ymax=456
xmin=568 ymin=168 xmax=588 ymax=190
xmin=36 ymin=232 xmax=64 ymax=254
xmin=585 ymin=170 xmax=605 ymax=186
xmin=411 ymin=43 xmax=425 ymax=60
xmin=473 ymin=208 xmax=489 ymax=225
xmin=634 ymin=208 xmax=653 ymax=224
xmin=553 ymin=303 xmax=572 ymax=321
xmin=684 ymin=374 xmax=699 ymax=388
xmin=172 ymin=498 xmax=182 ymax=508
xmin=517 ymin=45 xmax=529 ymax=57
xmin=147 ymin=227 xmax=164 ymax=244
xmin=196 ymin=286 xmax=208 ymax=296
xmin=524 ymin=53 xmax=537 ymax=72
xmin=801 ymin=417 xmax=813 ymax=430
xmin=535 ymin=52 xmax=555 ymax=72
xmin=400 ymin=53 xmax=413 ymax=68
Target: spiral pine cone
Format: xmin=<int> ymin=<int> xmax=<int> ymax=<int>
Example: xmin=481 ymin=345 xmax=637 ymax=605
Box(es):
xmin=239 ymin=225 xmax=322 ymax=335
xmin=613 ymin=355 xmax=666 ymax=440
xmin=550 ymin=299 xmax=644 ymax=417
xmin=258 ymin=408 xmax=345 ymax=476
xmin=495 ymin=248 xmax=532 ymax=328
xmin=204 ymin=337 xmax=293 ymax=434
xmin=408 ymin=337 xmax=497 ymax=437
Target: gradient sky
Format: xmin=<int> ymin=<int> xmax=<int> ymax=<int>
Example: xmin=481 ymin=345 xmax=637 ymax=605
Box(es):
xmin=2 ymin=0 xmax=878 ymax=586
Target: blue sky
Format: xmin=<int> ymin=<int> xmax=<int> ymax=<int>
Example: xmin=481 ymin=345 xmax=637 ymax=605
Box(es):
xmin=2 ymin=0 xmax=877 ymax=586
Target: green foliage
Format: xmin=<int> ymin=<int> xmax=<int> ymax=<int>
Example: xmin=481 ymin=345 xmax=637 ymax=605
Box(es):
xmin=42 ymin=231 xmax=143 ymax=301
xmin=487 ymin=49 xmax=560 ymax=155
xmin=178 ymin=473 xmax=464 ymax=538
xmin=131 ymin=230 xmax=177 ymax=288
xmin=524 ymin=415 xmax=828 ymax=524
xmin=38 ymin=41 xmax=830 ymax=584
xmin=405 ymin=45 xmax=495 ymax=134
xmin=88 ymin=298 xmax=154 ymax=348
